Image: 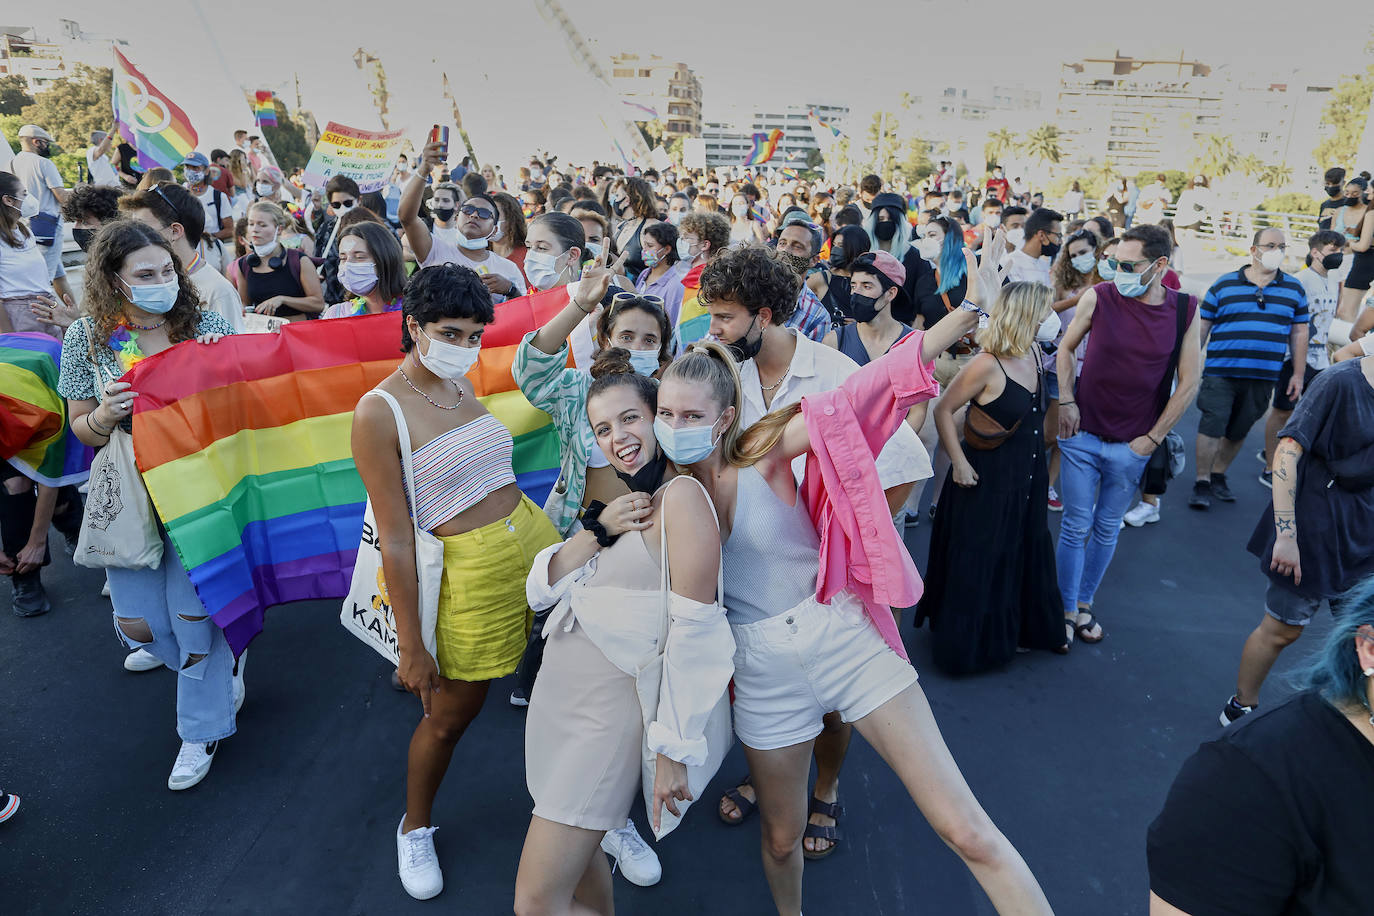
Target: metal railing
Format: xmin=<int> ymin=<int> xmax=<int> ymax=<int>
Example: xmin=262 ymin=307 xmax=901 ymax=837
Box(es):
xmin=1079 ymin=199 xmax=1321 ymax=245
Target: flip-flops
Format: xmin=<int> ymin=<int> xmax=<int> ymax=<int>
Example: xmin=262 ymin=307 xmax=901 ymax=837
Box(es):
xmin=1074 ymin=612 xmax=1105 ymax=644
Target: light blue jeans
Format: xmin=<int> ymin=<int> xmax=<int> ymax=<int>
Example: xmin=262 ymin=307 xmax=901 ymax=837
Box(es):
xmin=107 ymin=533 xmax=237 ymax=743
xmin=1055 ymin=432 xmax=1151 ymax=616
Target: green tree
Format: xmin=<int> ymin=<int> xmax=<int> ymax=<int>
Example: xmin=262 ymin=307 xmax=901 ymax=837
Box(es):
xmin=896 ymin=137 xmax=933 ymax=186
xmin=260 ymin=100 xmax=312 ymax=173
xmin=1022 ymin=124 xmax=1062 ymax=166
xmin=1257 ymin=163 xmax=1294 ymax=190
xmin=0 ymin=75 xmax=33 ymax=116
xmin=1313 ymin=64 xmax=1374 ymax=170
xmin=1235 ymin=153 xmax=1264 ymax=177
xmin=1086 ymin=158 xmax=1118 ymax=197
xmin=637 ymin=119 xmax=665 ymax=150
xmin=984 ymin=127 xmax=1017 ymax=167
xmin=19 ymin=65 xmax=112 ymax=153
xmin=1258 ymin=192 xmax=1319 ymax=216
xmin=1133 ymin=169 xmax=1190 ymax=200
xmin=865 ymin=111 xmax=901 ymax=182
xmin=1191 ymin=133 xmax=1238 ymax=179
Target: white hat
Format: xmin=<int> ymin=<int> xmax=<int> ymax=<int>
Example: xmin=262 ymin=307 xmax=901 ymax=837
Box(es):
xmin=17 ymin=124 xmax=53 ymax=141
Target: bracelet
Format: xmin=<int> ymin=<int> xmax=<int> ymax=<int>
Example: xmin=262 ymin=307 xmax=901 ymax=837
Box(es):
xmin=1146 ymin=433 xmax=1161 ymax=446
xmin=1059 ymin=400 xmax=1075 ymax=407
xmin=87 ymin=412 xmax=113 ymax=437
xmin=958 ymin=299 xmax=988 ymax=317
xmin=571 ymin=296 xmax=594 ymax=314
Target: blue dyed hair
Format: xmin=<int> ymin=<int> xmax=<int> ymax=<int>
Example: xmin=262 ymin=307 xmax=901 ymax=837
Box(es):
xmin=930 ymin=216 xmax=967 ymax=295
xmin=1293 ymin=575 xmax=1374 ymax=709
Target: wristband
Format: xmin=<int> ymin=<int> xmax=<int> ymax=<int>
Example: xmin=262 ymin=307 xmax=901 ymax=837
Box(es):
xmin=1059 ymin=400 xmax=1075 ymax=407
xmin=572 ymin=296 xmax=594 ymax=314
xmin=582 ymin=517 xmax=619 ymax=548
xmin=1146 ymin=433 xmax=1161 ymax=447
xmin=88 ymin=412 xmax=113 ymax=436
xmin=958 ymin=299 xmax=988 ymax=317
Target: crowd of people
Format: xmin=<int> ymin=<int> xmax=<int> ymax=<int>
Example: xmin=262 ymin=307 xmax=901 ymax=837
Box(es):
xmin=3 ymin=114 xmax=1374 ymax=915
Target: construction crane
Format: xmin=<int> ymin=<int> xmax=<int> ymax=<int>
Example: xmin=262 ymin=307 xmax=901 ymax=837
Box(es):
xmin=531 ymin=0 xmax=651 ymax=168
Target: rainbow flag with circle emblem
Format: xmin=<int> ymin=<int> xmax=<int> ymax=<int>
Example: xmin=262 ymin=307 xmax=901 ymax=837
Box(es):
xmin=126 ymin=291 xmax=569 ymax=654
xmin=112 ymin=47 xmax=198 ymax=171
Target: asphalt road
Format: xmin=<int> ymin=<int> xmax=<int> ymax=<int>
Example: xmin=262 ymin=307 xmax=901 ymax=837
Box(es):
xmin=3 ymin=391 xmax=1325 ymax=916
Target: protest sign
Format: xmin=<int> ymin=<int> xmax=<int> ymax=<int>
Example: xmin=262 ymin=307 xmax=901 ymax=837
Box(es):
xmin=301 ymin=121 xmax=407 ymax=194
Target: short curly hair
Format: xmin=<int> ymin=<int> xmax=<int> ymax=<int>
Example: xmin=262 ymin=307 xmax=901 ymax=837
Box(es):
xmin=698 ymin=245 xmax=799 ymax=326
xmin=63 ymin=184 xmax=123 ymax=226
xmin=678 ymin=211 xmax=730 ymax=257
xmin=401 ymin=263 xmax=495 ymax=352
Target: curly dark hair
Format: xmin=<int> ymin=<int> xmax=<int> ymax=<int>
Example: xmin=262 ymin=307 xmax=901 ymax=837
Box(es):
xmin=62 ymin=184 xmax=124 ymax=226
xmin=83 ymin=219 xmax=203 ymax=345
xmin=698 ymin=246 xmax=799 ymax=325
xmin=678 ymin=211 xmax=730 ymax=256
xmin=400 ymin=263 xmax=494 ymax=352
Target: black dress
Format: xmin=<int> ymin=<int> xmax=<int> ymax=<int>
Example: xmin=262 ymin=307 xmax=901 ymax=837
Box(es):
xmin=915 ymin=358 xmax=1066 ymax=674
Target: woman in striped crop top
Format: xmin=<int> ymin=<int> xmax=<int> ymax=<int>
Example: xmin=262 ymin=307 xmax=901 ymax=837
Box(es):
xmin=351 ymin=264 xmax=559 ymax=901
xmin=653 ymin=250 xmax=1051 ymax=914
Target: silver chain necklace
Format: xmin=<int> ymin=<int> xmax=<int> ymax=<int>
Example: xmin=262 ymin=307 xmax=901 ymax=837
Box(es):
xmin=399 ymin=368 xmax=463 ymax=410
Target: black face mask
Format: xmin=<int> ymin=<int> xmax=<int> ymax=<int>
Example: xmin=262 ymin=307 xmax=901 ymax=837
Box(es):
xmin=1041 ymin=241 xmax=1061 ymax=260
xmin=72 ymin=228 xmax=97 ymax=252
xmin=433 ymin=205 xmax=456 ymax=223
xmin=1327 ymin=185 xmax=1343 ymax=198
xmin=614 ymin=443 xmax=669 ymax=494
xmin=35 ymin=143 xmax=52 ymax=159
xmin=1322 ymin=252 xmax=1344 ymax=271
xmin=724 ymin=315 xmax=762 ymax=362
xmin=1346 ymin=197 xmax=1361 ymax=207
xmin=828 ymin=245 xmax=847 ymax=269
xmin=874 ymin=220 xmax=897 ymax=242
xmin=849 ymin=292 xmax=883 ymax=323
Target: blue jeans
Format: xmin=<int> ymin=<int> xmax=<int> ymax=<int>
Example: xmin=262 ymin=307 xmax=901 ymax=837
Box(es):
xmin=107 ymin=534 xmax=237 ymax=743
xmin=1055 ymin=432 xmax=1151 ymax=615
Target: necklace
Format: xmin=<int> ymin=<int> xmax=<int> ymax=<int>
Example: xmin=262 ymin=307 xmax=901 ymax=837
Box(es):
xmin=399 ymin=367 xmax=463 ymax=410
xmin=125 ymin=318 xmax=166 ymax=331
xmin=760 ymin=368 xmax=790 ymax=392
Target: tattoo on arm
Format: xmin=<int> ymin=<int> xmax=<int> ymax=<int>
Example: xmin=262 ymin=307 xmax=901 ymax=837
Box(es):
xmin=1275 ymin=515 xmax=1295 ymax=534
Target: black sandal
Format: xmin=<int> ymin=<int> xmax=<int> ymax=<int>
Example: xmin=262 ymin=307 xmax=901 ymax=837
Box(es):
xmin=802 ymin=797 xmax=843 ymax=860
xmin=1074 ymin=612 xmax=1105 ymax=644
xmin=718 ymin=775 xmax=756 ymax=826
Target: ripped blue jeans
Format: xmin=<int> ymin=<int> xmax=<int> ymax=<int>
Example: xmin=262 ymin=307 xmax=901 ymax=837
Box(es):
xmin=107 ymin=534 xmax=237 ymax=743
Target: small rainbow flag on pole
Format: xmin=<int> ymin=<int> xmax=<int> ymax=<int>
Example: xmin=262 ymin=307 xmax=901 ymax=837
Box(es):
xmin=675 ymin=263 xmax=709 ymax=351
xmin=112 ymin=47 xmax=198 ymax=171
xmin=253 ymin=91 xmax=278 ymax=127
xmin=0 ymin=333 xmax=93 ymax=487
xmin=126 ymin=294 xmax=568 ymax=653
xmin=742 ymin=129 xmax=783 ymax=166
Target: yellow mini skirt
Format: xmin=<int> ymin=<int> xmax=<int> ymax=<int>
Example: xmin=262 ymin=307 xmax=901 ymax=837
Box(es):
xmin=434 ymin=496 xmax=559 ymax=681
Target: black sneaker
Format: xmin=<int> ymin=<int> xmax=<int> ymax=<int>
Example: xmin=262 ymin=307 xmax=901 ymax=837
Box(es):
xmin=1211 ymin=473 xmax=1236 ymax=502
xmin=1220 ymin=696 xmax=1256 ymax=726
xmin=1188 ymin=480 xmax=1212 ymax=510
xmin=1258 ymin=470 xmax=1272 ymax=489
xmin=10 ymin=572 xmax=50 ymax=617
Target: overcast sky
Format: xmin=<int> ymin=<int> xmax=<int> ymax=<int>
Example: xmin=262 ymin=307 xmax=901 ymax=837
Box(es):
xmin=26 ymin=0 xmax=1371 ymax=171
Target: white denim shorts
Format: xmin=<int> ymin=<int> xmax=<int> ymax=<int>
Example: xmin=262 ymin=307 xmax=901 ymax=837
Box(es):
xmin=729 ymin=590 xmax=918 ymax=751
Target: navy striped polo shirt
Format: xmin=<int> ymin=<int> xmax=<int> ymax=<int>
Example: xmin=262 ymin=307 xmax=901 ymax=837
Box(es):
xmin=1200 ymin=267 xmax=1308 ymax=381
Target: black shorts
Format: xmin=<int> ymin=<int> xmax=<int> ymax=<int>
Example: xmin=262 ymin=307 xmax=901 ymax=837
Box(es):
xmin=1272 ymin=360 xmax=1319 ymax=411
xmin=1345 ymin=252 xmax=1374 ymax=291
xmin=1196 ymin=376 xmax=1273 ymax=441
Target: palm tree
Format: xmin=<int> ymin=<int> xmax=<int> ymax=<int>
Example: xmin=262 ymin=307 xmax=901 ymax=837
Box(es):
xmin=1236 ymin=153 xmax=1265 ymax=178
xmin=1258 ymin=163 xmax=1294 ymax=189
xmin=1192 ymin=133 xmax=1238 ymax=179
xmin=984 ymin=128 xmax=1018 ymax=166
xmin=1022 ymin=124 xmax=1063 ymax=166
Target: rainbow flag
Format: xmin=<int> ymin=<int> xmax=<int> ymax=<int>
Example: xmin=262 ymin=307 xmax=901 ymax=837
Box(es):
xmin=0 ymin=333 xmax=93 ymax=487
xmin=112 ymin=47 xmax=198 ymax=171
xmin=125 ymin=293 xmax=568 ymax=653
xmin=254 ymin=91 xmax=278 ymax=127
xmin=779 ymin=167 xmax=801 ymax=181
xmin=808 ymin=109 xmax=841 ymax=139
xmin=675 ymin=262 xmax=709 ymax=351
xmin=743 ymin=129 xmax=783 ymax=166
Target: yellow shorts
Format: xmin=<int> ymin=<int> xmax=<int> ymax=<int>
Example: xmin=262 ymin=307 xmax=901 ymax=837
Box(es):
xmin=434 ymin=495 xmax=559 ymax=681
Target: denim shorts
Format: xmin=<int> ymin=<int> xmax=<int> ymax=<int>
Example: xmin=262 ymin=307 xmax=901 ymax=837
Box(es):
xmin=729 ymin=590 xmax=917 ymax=751
xmin=1264 ymin=580 xmax=1348 ymax=627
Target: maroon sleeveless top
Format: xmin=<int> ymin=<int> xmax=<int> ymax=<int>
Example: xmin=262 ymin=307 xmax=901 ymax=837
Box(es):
xmin=1077 ymin=282 xmax=1195 ymax=441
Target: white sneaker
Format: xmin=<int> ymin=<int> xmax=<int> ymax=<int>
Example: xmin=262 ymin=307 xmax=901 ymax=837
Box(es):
xmin=124 ymin=648 xmax=164 ymax=672
xmin=396 ymin=816 xmax=443 ymax=900
xmin=232 ymin=650 xmax=247 ymax=713
xmin=1123 ymin=501 xmax=1161 ymax=527
xmin=167 ymin=740 xmax=217 ymax=790
xmin=600 ymin=818 xmax=662 ymax=887
xmin=101 ymin=577 xmax=111 ymax=598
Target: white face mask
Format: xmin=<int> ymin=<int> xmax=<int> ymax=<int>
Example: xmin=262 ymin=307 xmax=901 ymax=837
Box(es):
xmin=628 ymin=348 xmax=660 ymax=376
xmin=8 ymin=193 xmax=40 ymax=220
xmin=1035 ymin=310 xmax=1062 ymax=342
xmin=454 ymin=232 xmax=490 ymax=251
xmin=256 ymin=181 xmax=275 ymax=197
xmin=1006 ymin=227 xmax=1026 ymax=249
xmin=252 ymin=230 xmax=279 ymax=258
xmin=1070 ymin=252 xmax=1097 ymax=274
xmin=524 ymin=249 xmax=569 ymax=291
xmin=676 ymin=238 xmax=698 ymax=261
xmin=1259 ymin=248 xmax=1284 ymax=271
xmin=415 ymin=326 xmax=480 ymax=380
xmin=916 ymin=236 xmax=943 ymax=262
xmin=731 ymin=201 xmax=749 ymax=217
xmin=983 ymin=213 xmax=1001 ymax=229
xmin=667 ymin=209 xmax=684 ymax=226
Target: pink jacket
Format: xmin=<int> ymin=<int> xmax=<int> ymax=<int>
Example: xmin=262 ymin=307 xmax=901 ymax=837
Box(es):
xmin=799 ymin=331 xmax=938 ymax=661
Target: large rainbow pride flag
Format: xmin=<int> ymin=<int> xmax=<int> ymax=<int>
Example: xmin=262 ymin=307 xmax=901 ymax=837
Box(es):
xmin=0 ymin=333 xmax=93 ymax=487
xmin=112 ymin=47 xmax=198 ymax=171
xmin=743 ymin=129 xmax=783 ymax=166
xmin=126 ymin=291 xmax=569 ymax=653
xmin=253 ymin=91 xmax=278 ymax=127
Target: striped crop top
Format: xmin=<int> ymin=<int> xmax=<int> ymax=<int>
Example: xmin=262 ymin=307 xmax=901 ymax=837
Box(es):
xmin=410 ymin=414 xmax=517 ymax=531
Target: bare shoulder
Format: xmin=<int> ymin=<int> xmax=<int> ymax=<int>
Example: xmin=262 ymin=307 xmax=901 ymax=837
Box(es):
xmin=662 ymin=475 xmax=717 ymax=529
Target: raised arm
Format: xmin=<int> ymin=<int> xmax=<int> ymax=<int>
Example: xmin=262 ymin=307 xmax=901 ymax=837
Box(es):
xmin=527 ymin=268 xmax=613 ymax=355
xmin=398 ymin=142 xmax=443 ymax=264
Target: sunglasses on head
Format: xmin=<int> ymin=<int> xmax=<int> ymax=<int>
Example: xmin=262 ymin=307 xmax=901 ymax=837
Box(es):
xmin=460 ymin=203 xmax=495 ymax=221
xmin=329 ymin=199 xmax=356 ymax=210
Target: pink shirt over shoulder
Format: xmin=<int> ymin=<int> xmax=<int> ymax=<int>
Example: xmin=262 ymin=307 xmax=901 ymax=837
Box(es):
xmin=798 ymin=331 xmax=939 ymax=661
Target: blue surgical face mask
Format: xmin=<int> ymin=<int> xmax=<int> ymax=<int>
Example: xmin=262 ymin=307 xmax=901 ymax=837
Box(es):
xmin=629 ymin=348 xmax=660 ymax=376
xmin=1112 ymin=263 xmax=1155 ymax=298
xmin=1071 ymin=252 xmax=1097 ymax=274
xmin=122 ymin=276 xmax=180 ymax=314
xmin=654 ymin=416 xmax=721 ymax=465
xmin=1097 ymin=257 xmax=1116 ymax=281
